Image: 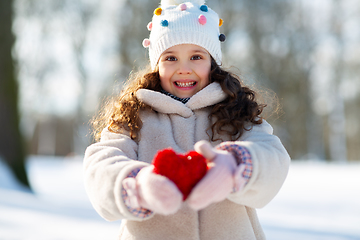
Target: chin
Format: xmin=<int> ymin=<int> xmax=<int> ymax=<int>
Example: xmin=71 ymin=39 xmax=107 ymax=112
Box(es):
xmin=177 ymin=93 xmax=193 ymax=99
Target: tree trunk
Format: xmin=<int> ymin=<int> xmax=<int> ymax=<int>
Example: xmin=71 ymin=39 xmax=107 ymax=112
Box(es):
xmin=0 ymin=0 xmax=31 ymax=188
xmin=327 ymin=0 xmax=347 ymax=162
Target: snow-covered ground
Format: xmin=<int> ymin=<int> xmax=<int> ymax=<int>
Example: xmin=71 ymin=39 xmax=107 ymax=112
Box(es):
xmin=257 ymin=161 xmax=360 ymax=240
xmin=0 ymin=156 xmax=359 ymax=240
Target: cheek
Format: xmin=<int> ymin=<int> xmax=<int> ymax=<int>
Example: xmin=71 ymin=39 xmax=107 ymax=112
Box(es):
xmin=158 ymin=64 xmax=170 ymax=80
xmin=159 ymin=72 xmax=172 ymax=91
xmin=200 ymin=66 xmax=211 ymax=87
xmin=158 ymin=67 xmax=167 ymax=83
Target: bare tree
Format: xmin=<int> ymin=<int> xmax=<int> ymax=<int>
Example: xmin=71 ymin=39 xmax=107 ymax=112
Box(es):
xmin=327 ymin=0 xmax=347 ymax=162
xmin=0 ymin=0 xmax=30 ymax=188
xmin=116 ymin=0 xmax=158 ymax=77
xmin=218 ymin=0 xmax=316 ymax=159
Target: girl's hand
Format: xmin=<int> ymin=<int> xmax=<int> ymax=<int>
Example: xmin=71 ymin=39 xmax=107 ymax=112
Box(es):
xmin=187 ymin=140 xmax=237 ymax=211
xmin=122 ymin=165 xmax=182 ymax=215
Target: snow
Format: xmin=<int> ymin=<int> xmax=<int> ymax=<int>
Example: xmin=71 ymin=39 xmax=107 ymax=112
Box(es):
xmin=257 ymin=162 xmax=360 ymax=240
xmin=0 ymin=156 xmax=119 ymax=240
xmin=1 ymin=157 xmax=360 ymax=240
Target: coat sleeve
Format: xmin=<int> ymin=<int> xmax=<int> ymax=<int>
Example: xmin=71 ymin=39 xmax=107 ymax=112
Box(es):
xmin=226 ymin=120 xmax=291 ymax=208
xmin=83 ymin=128 xmax=152 ymax=221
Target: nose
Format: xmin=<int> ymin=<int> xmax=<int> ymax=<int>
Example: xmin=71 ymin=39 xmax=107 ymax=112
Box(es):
xmin=177 ymin=61 xmax=192 ymax=75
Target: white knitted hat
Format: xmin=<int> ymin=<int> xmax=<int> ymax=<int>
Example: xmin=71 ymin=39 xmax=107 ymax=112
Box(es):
xmin=142 ymin=0 xmax=226 ymax=70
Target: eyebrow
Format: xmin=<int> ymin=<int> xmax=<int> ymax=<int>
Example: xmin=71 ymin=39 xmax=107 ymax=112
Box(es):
xmin=162 ymin=50 xmax=175 ymax=55
xmin=192 ymin=49 xmax=208 ymax=54
xmin=162 ymin=49 xmax=208 ymax=55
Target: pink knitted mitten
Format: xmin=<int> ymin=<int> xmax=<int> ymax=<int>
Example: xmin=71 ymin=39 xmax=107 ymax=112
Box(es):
xmin=187 ymin=140 xmax=237 ymax=211
xmin=122 ymin=165 xmax=182 ymax=215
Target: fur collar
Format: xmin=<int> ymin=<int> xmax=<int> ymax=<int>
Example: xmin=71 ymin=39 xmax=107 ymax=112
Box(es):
xmin=136 ymin=82 xmax=227 ymax=117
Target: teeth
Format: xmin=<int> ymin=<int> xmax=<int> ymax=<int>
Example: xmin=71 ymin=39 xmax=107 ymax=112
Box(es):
xmin=176 ymin=81 xmax=195 ymax=87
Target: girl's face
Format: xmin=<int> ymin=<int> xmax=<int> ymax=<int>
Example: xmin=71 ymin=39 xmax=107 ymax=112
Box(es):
xmin=158 ymin=44 xmax=211 ymax=99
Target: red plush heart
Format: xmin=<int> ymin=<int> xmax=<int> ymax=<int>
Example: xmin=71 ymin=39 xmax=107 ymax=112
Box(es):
xmin=152 ymin=148 xmax=209 ymax=200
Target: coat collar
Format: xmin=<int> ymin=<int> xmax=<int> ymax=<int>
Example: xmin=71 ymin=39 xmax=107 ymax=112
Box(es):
xmin=136 ymin=82 xmax=227 ymax=118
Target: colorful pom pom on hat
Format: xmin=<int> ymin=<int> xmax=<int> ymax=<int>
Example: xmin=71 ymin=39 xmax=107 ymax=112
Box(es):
xmin=143 ymin=0 xmax=225 ymax=70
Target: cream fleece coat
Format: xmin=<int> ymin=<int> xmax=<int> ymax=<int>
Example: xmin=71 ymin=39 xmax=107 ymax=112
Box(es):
xmin=83 ymin=82 xmax=291 ymax=240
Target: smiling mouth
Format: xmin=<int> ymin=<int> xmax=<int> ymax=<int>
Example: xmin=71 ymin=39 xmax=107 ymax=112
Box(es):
xmin=175 ymin=81 xmax=196 ymax=87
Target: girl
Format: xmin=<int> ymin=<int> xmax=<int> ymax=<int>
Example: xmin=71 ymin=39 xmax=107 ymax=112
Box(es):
xmin=83 ymin=0 xmax=290 ymax=239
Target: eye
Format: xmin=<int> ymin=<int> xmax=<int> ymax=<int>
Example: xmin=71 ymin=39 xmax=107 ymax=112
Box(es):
xmin=191 ymin=55 xmax=202 ymax=60
xmin=165 ymin=56 xmax=177 ymax=61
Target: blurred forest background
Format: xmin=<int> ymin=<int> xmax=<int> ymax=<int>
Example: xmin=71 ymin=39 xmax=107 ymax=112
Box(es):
xmin=1 ymin=0 xmax=359 ymax=188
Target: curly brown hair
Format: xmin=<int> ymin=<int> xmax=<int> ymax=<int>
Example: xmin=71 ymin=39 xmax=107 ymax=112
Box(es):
xmin=92 ymin=59 xmax=267 ymax=142
xmin=207 ymin=60 xmax=266 ymax=141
